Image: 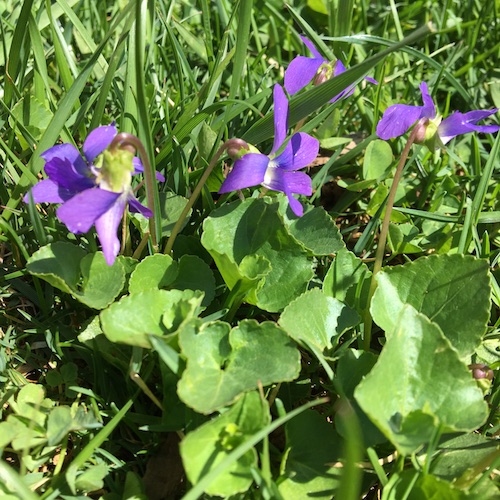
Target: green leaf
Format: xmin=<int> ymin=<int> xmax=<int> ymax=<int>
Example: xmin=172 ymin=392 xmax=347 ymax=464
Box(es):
xmin=201 ymin=198 xmax=313 ymax=312
xmin=382 ymin=470 xmax=467 ymax=500
xmin=47 ymin=406 xmax=74 ymax=446
xmin=281 ymin=202 xmax=345 ymax=256
xmin=387 ymin=223 xmax=422 ymax=255
xmin=27 ymin=242 xmax=87 ymax=293
xmin=74 ymin=463 xmax=108 ymax=494
xmin=170 ymin=255 xmax=216 ymax=307
xmin=180 ymin=392 xmax=270 ymax=497
xmin=177 ymin=319 xmax=301 ymax=414
xmin=279 ymin=288 xmax=360 ymax=352
xmin=335 ymin=349 xmax=386 ymax=447
xmin=323 ymin=248 xmax=372 ymax=312
xmin=278 ymin=410 xmax=342 ymax=499
xmin=431 ymin=433 xmax=500 ymax=482
xmin=128 ymin=254 xmax=179 ymax=294
xmin=27 ymin=243 xmax=126 ymax=309
xmin=362 ymin=139 xmax=393 ymax=181
xmin=74 ymin=252 xmax=126 ymax=309
xmin=355 ymin=306 xmax=488 ymax=455
xmin=158 ymin=191 xmax=192 ymax=238
xmin=100 ymin=289 xmax=204 ymax=348
xmin=371 ymin=254 xmax=491 ymax=357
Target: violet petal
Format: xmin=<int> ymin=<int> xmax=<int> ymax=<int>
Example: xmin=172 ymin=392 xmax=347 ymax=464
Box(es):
xmin=273 ymin=133 xmax=319 ymax=171
xmin=44 ymin=157 xmax=95 ymax=192
xmin=263 ymin=168 xmax=312 ymax=197
xmin=56 ymin=188 xmax=121 ymax=234
xmin=24 ymin=179 xmax=73 ymax=204
xmin=41 ymin=143 xmax=87 ymax=175
xmin=420 ymin=82 xmax=436 ymax=119
xmin=83 ymin=124 xmax=118 ymax=163
xmin=219 ymin=153 xmax=269 ymax=193
xmin=94 ymin=194 xmax=128 ymax=265
xmin=284 ymin=56 xmax=324 ymax=95
xmin=439 ymin=110 xmax=500 ymax=145
xmin=376 ymin=103 xmax=426 ymax=140
xmin=300 ymin=36 xmax=324 ymax=59
xmin=133 ymin=157 xmax=165 ymax=182
xmin=128 ymin=195 xmax=153 ymax=218
xmin=270 ymin=85 xmax=289 ymax=154
xmin=286 ymin=192 xmax=305 ymax=217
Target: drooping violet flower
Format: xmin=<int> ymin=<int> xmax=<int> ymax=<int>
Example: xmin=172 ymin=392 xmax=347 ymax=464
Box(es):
xmin=25 ymin=125 xmax=162 ymax=265
xmin=376 ymin=82 xmax=500 ymax=148
xmin=284 ymin=36 xmax=377 ymax=102
xmin=218 ymin=84 xmax=319 ymax=217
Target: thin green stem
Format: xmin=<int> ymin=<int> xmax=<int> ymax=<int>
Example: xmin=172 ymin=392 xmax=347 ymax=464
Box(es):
xmin=164 ymin=138 xmax=248 ymax=255
xmin=109 ymin=132 xmax=158 ymax=252
xmin=363 ymin=127 xmax=419 ymax=350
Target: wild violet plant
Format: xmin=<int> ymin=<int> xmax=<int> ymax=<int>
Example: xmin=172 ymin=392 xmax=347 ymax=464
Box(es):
xmin=24 ymin=125 xmax=163 ymax=264
xmin=4 ymin=4 xmax=500 ymax=499
xmin=219 ymin=84 xmax=319 ymax=216
xmin=284 ymin=35 xmax=377 ymax=101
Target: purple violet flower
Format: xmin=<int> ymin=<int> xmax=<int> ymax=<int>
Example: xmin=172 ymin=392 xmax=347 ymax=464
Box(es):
xmin=376 ymin=82 xmax=500 ymax=147
xmin=284 ymin=36 xmax=377 ymax=102
xmin=25 ymin=124 xmax=162 ymax=265
xmin=218 ymin=84 xmax=319 ymax=217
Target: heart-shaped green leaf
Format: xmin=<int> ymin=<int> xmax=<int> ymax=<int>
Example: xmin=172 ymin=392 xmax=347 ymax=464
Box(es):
xmin=27 ymin=242 xmax=126 ymax=309
xmin=177 ymin=319 xmax=301 ymax=414
xmin=180 ymin=391 xmax=270 ymax=497
xmin=100 ymin=289 xmax=203 ymax=348
xmin=201 ymin=198 xmax=313 ymax=312
xmin=371 ymin=254 xmax=490 ymax=357
xmin=279 ymin=288 xmax=360 ymax=352
xmin=355 ymin=306 xmax=488 ymax=455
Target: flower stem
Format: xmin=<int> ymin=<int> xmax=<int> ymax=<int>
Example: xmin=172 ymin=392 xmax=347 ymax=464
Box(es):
xmin=164 ymin=139 xmax=248 ymax=255
xmin=363 ymin=127 xmax=418 ymax=351
xmin=110 ymin=132 xmax=158 ymax=253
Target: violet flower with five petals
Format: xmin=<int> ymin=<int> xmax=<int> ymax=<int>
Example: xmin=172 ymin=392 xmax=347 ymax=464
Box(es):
xmin=218 ymin=84 xmax=319 ymax=217
xmin=376 ymin=82 xmax=500 ymax=147
xmin=284 ymin=36 xmax=377 ymax=102
xmin=25 ymin=124 xmax=162 ymax=265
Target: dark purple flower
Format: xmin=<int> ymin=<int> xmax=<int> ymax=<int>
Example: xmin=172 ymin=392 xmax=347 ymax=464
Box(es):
xmin=376 ymin=82 xmax=500 ymax=147
xmin=218 ymin=85 xmax=319 ymax=216
xmin=284 ymin=36 xmax=377 ymax=102
xmin=25 ymin=124 xmax=162 ymax=265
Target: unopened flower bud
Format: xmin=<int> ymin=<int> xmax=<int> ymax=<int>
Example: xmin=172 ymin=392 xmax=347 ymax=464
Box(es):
xmin=225 ymin=138 xmax=257 ymax=160
xmin=469 ymin=363 xmax=494 ymax=381
xmin=413 ymin=118 xmax=430 ymax=143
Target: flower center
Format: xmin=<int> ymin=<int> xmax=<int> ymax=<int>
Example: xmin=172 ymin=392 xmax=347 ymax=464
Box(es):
xmin=98 ymin=149 xmax=134 ymax=193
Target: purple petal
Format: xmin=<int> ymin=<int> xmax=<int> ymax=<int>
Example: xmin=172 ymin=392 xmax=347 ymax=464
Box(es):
xmin=133 ymin=157 xmax=165 ymax=182
xmin=44 ymin=157 xmax=95 ymax=192
xmin=286 ymin=193 xmax=305 ymax=217
xmin=333 ymin=59 xmax=347 ymax=77
xmin=419 ymin=82 xmax=436 ymax=119
xmin=376 ymin=103 xmax=427 ymax=140
xmin=94 ymin=194 xmax=128 ymax=266
xmin=263 ymin=168 xmax=312 ymax=197
xmin=438 ymin=109 xmax=500 ymax=145
xmin=56 ymin=188 xmax=121 ymax=234
xmin=273 ymin=133 xmax=319 ymax=171
xmin=300 ymin=36 xmax=323 ymax=60
xmin=219 ymin=153 xmax=269 ymax=193
xmin=41 ymin=143 xmax=87 ymax=175
xmin=284 ymin=56 xmax=324 ymax=95
xmin=271 ymin=85 xmax=289 ymax=154
xmin=83 ymin=124 xmax=118 ymax=163
xmin=365 ymin=76 xmax=378 ymax=85
xmin=24 ymin=179 xmax=73 ymax=204
xmin=128 ymin=195 xmax=153 ymax=218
